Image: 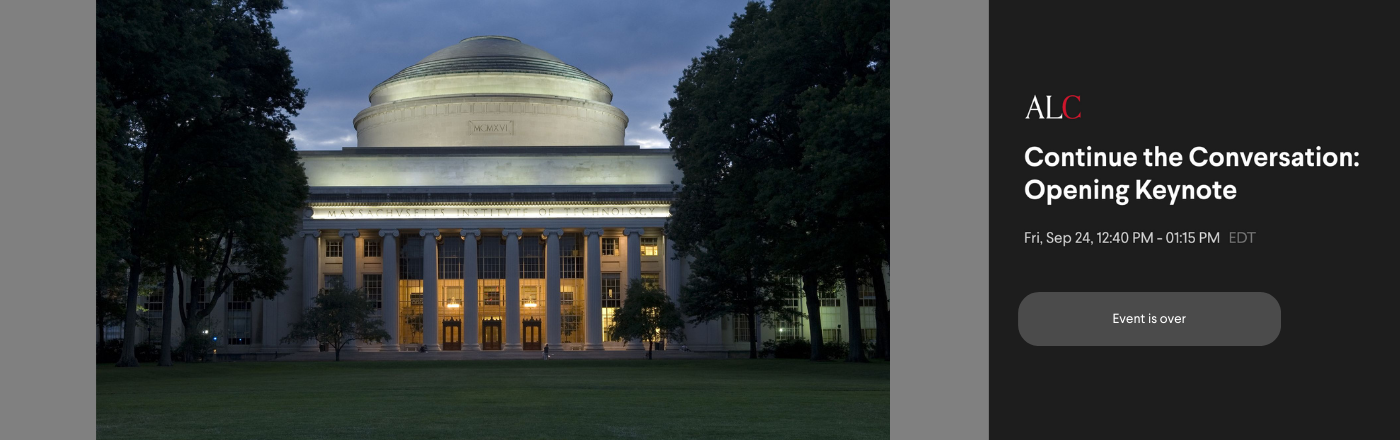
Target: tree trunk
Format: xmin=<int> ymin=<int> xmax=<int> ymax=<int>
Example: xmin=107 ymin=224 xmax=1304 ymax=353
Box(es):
xmin=867 ymin=260 xmax=889 ymax=361
xmin=843 ymin=265 xmax=867 ymax=362
xmin=335 ymin=346 xmax=340 ymax=361
xmin=802 ymin=272 xmax=824 ymax=361
xmin=159 ymin=261 xmax=175 ymax=366
xmin=747 ymin=308 xmax=759 ymax=359
xmin=116 ymin=259 xmax=143 ymax=367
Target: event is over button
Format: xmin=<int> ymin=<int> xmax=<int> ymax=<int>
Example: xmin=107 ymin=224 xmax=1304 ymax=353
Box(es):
xmin=1018 ymin=292 xmax=1280 ymax=346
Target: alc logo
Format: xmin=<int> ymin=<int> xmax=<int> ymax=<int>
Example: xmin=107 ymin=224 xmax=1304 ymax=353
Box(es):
xmin=1025 ymin=95 xmax=1081 ymax=119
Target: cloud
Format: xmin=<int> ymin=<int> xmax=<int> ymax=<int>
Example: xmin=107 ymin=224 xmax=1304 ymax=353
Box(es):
xmin=274 ymin=0 xmax=750 ymax=150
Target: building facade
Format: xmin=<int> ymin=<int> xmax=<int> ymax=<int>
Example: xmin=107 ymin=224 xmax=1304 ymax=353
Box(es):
xmin=120 ymin=36 xmax=886 ymax=357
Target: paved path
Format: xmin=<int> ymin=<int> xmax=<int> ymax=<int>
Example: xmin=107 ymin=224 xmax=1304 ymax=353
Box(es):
xmin=266 ymin=348 xmax=728 ymax=362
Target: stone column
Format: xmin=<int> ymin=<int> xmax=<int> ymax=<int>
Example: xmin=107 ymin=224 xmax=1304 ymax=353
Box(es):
xmin=461 ymin=229 xmax=480 ymax=350
xmin=299 ymin=230 xmax=320 ymax=352
xmin=543 ymin=229 xmax=563 ymax=350
xmin=379 ymin=230 xmax=400 ymax=352
xmin=339 ymin=230 xmax=361 ymax=352
xmin=584 ymin=228 xmax=604 ymax=350
xmin=421 ymin=229 xmax=441 ymax=351
xmin=664 ymin=235 xmax=682 ymax=349
xmin=339 ymin=230 xmax=360 ymax=289
xmin=503 ymin=229 xmax=522 ymax=350
xmin=623 ymin=228 xmax=644 ymax=350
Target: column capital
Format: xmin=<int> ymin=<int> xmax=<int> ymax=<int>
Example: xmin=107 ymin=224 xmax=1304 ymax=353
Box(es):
xmin=502 ymin=229 xmax=522 ymax=238
xmin=298 ymin=230 xmax=321 ymax=238
xmin=419 ymin=229 xmax=441 ymax=238
xmin=542 ymin=228 xmax=564 ymax=239
xmin=623 ymin=228 xmax=644 ymax=237
xmin=338 ymin=229 xmax=360 ymax=239
xmin=378 ymin=229 xmax=400 ymax=238
xmin=583 ymin=228 xmax=604 ymax=237
xmin=461 ymin=229 xmax=482 ymax=239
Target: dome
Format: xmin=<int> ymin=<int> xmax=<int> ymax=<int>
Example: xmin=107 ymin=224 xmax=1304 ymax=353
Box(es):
xmin=354 ymin=36 xmax=628 ymax=148
xmin=372 ymin=36 xmax=609 ymax=95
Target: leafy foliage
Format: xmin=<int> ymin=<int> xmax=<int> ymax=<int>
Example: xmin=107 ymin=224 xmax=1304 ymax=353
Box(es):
xmin=280 ymin=286 xmax=390 ymax=361
xmin=607 ymin=279 xmax=687 ymax=359
xmin=98 ymin=0 xmax=308 ymax=366
xmin=663 ymin=0 xmax=889 ymax=362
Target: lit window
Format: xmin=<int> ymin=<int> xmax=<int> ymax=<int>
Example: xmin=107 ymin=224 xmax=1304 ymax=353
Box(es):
xmin=324 ymin=275 xmax=345 ymax=291
xmin=326 ymin=239 xmax=342 ymax=258
xmin=602 ymin=237 xmax=618 ymax=256
xmin=560 ymin=235 xmax=583 ymax=278
xmin=641 ymin=238 xmax=659 ymax=256
xmin=561 ymin=314 xmax=583 ymax=343
xmin=601 ymin=273 xmax=621 ymax=308
xmin=775 ymin=316 xmax=802 ymax=342
xmin=560 ymin=284 xmax=575 ymax=306
xmin=602 ymin=308 xmax=620 ymax=341
xmin=364 ymin=274 xmax=383 ymax=309
xmin=483 ymin=286 xmax=500 ymax=306
xmin=641 ymin=273 xmax=660 ymax=289
xmin=519 ymin=237 xmax=543 ymax=279
xmin=364 ymin=239 xmax=381 ymax=257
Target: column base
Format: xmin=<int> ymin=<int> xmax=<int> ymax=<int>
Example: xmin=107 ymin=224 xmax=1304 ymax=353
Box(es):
xmin=380 ymin=343 xmax=399 ymax=352
xmin=462 ymin=344 xmax=480 ymax=351
xmin=625 ymin=342 xmax=644 ymax=350
xmin=504 ymin=343 xmax=523 ymax=350
xmin=546 ymin=343 xmax=561 ymax=350
xmin=584 ymin=343 xmax=604 ymax=350
xmin=424 ymin=344 xmax=441 ymax=352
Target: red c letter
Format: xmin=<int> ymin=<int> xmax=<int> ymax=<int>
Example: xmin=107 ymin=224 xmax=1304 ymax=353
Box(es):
xmin=1063 ymin=95 xmax=1081 ymax=119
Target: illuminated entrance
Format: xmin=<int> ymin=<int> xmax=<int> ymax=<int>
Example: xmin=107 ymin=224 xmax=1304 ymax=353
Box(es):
xmin=481 ymin=318 xmax=502 ymax=350
xmin=522 ymin=317 xmax=542 ymax=350
xmin=441 ymin=317 xmax=462 ymax=351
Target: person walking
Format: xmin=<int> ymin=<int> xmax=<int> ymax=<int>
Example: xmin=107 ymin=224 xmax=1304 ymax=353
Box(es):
xmin=543 ymin=344 xmax=550 ymax=360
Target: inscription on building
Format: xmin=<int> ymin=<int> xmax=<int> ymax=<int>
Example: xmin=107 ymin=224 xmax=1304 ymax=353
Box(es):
xmin=470 ymin=120 xmax=514 ymax=135
xmin=312 ymin=204 xmax=669 ymax=219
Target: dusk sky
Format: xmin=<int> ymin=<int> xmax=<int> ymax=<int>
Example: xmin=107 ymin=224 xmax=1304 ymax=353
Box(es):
xmin=271 ymin=0 xmax=755 ymax=151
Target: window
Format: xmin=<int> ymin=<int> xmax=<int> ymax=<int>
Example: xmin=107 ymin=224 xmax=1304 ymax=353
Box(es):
xmin=560 ymin=234 xmax=583 ymax=278
xmin=601 ymin=273 xmax=621 ymax=308
xmin=226 ymin=291 xmax=252 ymax=345
xmin=823 ymin=328 xmax=843 ymax=344
xmin=863 ymin=328 xmax=877 ymax=342
xmin=860 ymin=279 xmax=876 ymax=307
xmin=520 ymin=237 xmax=543 ymax=279
xmin=478 ymin=236 xmax=504 ymax=279
xmin=641 ymin=273 xmax=660 ymax=289
xmin=775 ymin=315 xmax=803 ymax=342
xmin=560 ymin=284 xmax=575 ymax=306
xmin=324 ymin=275 xmax=345 ymax=291
xmin=561 ymin=314 xmax=583 ymax=343
xmin=364 ymin=274 xmax=383 ymax=309
xmin=364 ymin=239 xmax=381 ymax=257
xmin=819 ymin=286 xmax=841 ymax=307
xmin=483 ymin=285 xmax=500 ymax=306
xmin=521 ymin=285 xmax=539 ymax=308
xmin=439 ymin=237 xmax=463 ymax=279
xmin=326 ymin=239 xmax=342 ymax=257
xmin=602 ymin=308 xmax=620 ymax=341
xmin=145 ymin=289 xmax=163 ymax=312
xmin=733 ymin=315 xmax=751 ymax=342
xmin=601 ymin=237 xmax=618 ymax=256
xmin=641 ymin=237 xmax=659 ymax=256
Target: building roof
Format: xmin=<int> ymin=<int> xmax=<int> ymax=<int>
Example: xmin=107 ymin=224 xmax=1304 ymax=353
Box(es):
xmin=372 ymin=36 xmax=608 ymax=93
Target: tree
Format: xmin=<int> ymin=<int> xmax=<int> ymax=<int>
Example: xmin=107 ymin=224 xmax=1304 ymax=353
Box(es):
xmin=663 ymin=0 xmax=889 ymax=362
xmin=678 ymin=253 xmax=798 ymax=359
xmin=607 ymin=279 xmax=688 ymax=360
xmin=281 ymin=286 xmax=391 ymax=361
xmin=98 ymin=0 xmax=308 ymax=366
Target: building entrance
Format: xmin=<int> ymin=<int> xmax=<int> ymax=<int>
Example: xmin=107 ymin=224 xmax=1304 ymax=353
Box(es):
xmin=522 ymin=317 xmax=542 ymax=351
xmin=481 ymin=318 xmax=502 ymax=350
xmin=442 ymin=318 xmax=462 ymax=351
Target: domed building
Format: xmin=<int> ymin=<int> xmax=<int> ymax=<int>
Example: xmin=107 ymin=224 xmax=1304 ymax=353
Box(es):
xmin=129 ymin=37 xmax=882 ymax=358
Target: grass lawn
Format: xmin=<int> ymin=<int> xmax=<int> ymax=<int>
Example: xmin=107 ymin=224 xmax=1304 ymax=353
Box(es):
xmin=97 ymin=359 xmax=888 ymax=439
